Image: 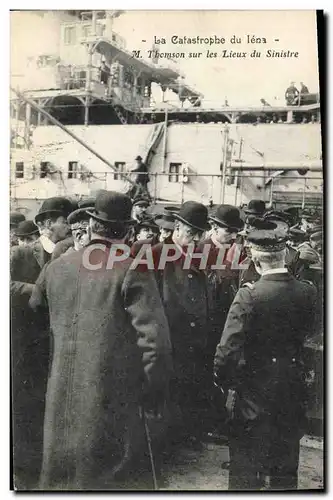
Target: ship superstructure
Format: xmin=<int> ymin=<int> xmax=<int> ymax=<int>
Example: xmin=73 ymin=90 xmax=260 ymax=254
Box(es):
xmin=10 ymin=10 xmax=323 ymax=217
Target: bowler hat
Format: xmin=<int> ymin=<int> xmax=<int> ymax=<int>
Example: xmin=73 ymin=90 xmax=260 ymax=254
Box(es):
xmin=289 ymin=227 xmax=306 ymax=243
xmin=209 ymin=205 xmax=244 ymax=232
xmin=172 ymin=201 xmax=210 ymax=232
xmin=244 ymin=199 xmax=266 ymax=216
xmin=10 ymin=212 xmax=26 ymax=228
xmin=35 ymin=197 xmax=74 ymax=224
xmin=78 ymin=197 xmax=95 ymax=209
xmin=247 ymin=219 xmax=287 ymax=252
xmin=137 ymin=217 xmax=159 ymax=233
xmin=133 ymin=197 xmax=150 ymax=208
xmin=14 ymin=220 xmax=39 ymax=237
xmin=68 ymin=207 xmax=94 ymax=226
xmin=86 ymin=190 xmax=135 ymax=224
xmin=154 ymin=211 xmax=176 ymax=231
xmin=135 ymin=155 xmax=143 ymax=161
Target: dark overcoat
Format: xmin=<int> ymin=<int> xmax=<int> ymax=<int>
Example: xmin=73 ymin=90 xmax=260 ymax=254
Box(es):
xmin=214 ymin=273 xmax=316 ymax=472
xmin=29 ymin=239 xmax=172 ymax=490
xmin=151 ymin=242 xmax=209 ymax=426
xmin=10 ymin=239 xmax=51 ymax=489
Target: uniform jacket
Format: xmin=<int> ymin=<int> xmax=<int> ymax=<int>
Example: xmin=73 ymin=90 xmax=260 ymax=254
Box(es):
xmin=214 ymin=272 xmax=316 ymax=436
xmin=29 ymin=238 xmax=172 ymax=490
xmin=238 ymin=246 xmax=300 ymax=288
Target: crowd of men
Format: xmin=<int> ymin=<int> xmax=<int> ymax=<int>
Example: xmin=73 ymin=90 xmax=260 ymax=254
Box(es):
xmin=10 ymin=192 xmax=323 ymax=491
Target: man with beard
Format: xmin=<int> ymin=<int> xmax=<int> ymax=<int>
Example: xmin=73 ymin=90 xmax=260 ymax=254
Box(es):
xmin=30 ymin=190 xmax=172 ymax=490
xmin=214 ymin=222 xmax=316 ymax=490
xmin=151 ymin=201 xmax=210 ymax=449
xmin=11 ymin=196 xmax=73 ymax=489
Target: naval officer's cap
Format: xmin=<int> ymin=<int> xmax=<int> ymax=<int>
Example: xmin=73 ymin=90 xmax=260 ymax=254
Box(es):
xmin=246 ymin=218 xmax=287 ymax=252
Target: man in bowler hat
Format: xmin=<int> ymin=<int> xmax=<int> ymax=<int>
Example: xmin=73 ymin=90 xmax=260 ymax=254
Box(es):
xmin=152 ymin=201 xmax=210 ymax=448
xmin=214 ymin=221 xmax=316 ymax=490
xmin=11 ymin=196 xmax=73 ymax=489
xmin=14 ymin=220 xmax=39 ymax=246
xmin=10 ymin=211 xmax=26 ymax=246
xmin=30 ymin=190 xmax=172 ymax=490
xmin=203 ymin=205 xmax=244 ymax=439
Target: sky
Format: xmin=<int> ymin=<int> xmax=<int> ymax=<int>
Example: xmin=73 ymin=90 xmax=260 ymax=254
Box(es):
xmin=10 ymin=10 xmax=320 ymax=107
xmin=112 ymin=10 xmax=320 ymax=106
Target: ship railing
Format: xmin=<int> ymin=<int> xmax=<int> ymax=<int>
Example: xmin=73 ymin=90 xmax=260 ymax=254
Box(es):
xmin=81 ymin=170 xmax=322 ymax=208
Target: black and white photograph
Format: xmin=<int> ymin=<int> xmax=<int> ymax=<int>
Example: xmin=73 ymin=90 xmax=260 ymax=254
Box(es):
xmin=9 ymin=9 xmax=324 ymax=491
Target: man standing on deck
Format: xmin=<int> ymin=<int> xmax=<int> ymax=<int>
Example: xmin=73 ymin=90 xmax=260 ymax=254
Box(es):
xmin=130 ymin=155 xmax=150 ymax=199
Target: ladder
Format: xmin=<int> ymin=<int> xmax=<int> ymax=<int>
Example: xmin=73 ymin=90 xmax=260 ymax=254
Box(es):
xmin=113 ymin=104 xmax=128 ymax=125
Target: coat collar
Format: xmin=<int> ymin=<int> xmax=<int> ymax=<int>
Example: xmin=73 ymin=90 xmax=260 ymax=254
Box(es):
xmin=260 ymin=272 xmax=294 ymax=282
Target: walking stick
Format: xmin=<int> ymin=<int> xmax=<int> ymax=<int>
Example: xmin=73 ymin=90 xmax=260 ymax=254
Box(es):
xmin=141 ymin=406 xmax=159 ymax=490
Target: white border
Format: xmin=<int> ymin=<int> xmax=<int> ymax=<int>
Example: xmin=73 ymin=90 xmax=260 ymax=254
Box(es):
xmin=3 ymin=2 xmax=330 ymax=498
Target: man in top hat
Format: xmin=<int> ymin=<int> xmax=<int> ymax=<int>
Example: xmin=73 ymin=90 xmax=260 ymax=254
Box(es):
xmin=214 ymin=221 xmax=317 ymax=490
xmin=30 ymin=190 xmax=172 ymax=490
xmin=10 ymin=211 xmax=26 ymax=246
xmin=10 ymin=196 xmax=73 ymax=489
xmin=14 ymin=220 xmax=39 ymax=246
xmin=151 ymin=201 xmax=211 ymax=448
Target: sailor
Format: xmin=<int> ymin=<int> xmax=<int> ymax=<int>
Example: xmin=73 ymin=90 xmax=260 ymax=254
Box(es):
xmin=214 ymin=221 xmax=317 ymax=490
xmin=130 ymin=155 xmax=150 ymax=199
xmin=11 ymin=196 xmax=73 ymax=489
xmin=285 ymin=81 xmax=300 ymax=105
xmin=151 ymin=201 xmax=210 ymax=449
xmin=14 ymin=220 xmax=39 ymax=246
xmin=300 ymin=82 xmax=309 ymax=94
xmin=30 ymin=190 xmax=173 ymax=490
xmin=131 ymin=197 xmax=150 ymax=223
xmin=100 ymin=60 xmax=110 ymax=85
xmin=10 ymin=211 xmax=26 ymax=246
